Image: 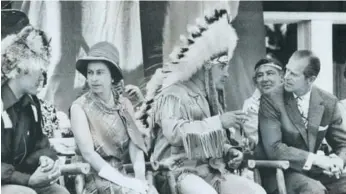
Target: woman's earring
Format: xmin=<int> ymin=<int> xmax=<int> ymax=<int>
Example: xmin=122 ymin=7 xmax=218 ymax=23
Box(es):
xmin=111 ymin=80 xmax=114 ymax=83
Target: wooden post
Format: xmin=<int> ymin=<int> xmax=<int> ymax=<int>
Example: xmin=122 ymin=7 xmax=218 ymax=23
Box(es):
xmin=276 ymin=168 xmax=287 ymax=194
xmin=168 ymin=171 xmax=178 ymax=194
xmin=74 ymin=174 xmax=85 ymax=194
xmin=253 ymin=168 xmax=262 ymax=185
xmin=297 ymin=20 xmax=333 ymax=94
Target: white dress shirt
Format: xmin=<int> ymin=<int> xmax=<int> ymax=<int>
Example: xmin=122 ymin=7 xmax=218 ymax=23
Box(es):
xmin=293 ymin=90 xmax=311 ymax=128
xmin=242 ymin=89 xmax=262 ymax=146
xmin=293 ymin=90 xmax=322 ymax=170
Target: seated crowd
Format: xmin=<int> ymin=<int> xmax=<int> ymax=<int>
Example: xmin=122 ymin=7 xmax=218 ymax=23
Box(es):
xmin=2 ymin=9 xmax=346 ymax=194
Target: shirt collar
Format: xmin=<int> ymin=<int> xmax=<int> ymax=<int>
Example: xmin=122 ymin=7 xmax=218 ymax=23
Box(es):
xmin=293 ymin=89 xmax=312 ymax=102
xmin=251 ymin=89 xmax=262 ymax=101
xmin=1 ymin=83 xmax=36 ymax=110
xmin=1 ymin=83 xmax=19 ymax=110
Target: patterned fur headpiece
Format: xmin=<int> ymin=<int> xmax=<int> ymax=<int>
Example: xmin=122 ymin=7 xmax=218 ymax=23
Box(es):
xmin=1 ymin=26 xmax=51 ymax=85
xmin=162 ymin=9 xmax=238 ymax=87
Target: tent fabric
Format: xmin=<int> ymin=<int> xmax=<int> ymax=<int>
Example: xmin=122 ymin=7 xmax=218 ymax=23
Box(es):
xmin=12 ymin=0 xmax=265 ymax=113
xmin=15 ymin=1 xmax=144 ymax=113
xmin=161 ymin=1 xmax=266 ymax=111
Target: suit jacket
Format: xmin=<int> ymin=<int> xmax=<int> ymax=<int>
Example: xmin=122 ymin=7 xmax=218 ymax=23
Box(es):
xmin=257 ymin=85 xmax=346 ymax=172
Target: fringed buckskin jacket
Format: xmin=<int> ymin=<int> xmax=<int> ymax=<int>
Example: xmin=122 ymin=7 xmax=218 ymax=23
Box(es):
xmin=150 ymin=80 xmax=239 ymax=187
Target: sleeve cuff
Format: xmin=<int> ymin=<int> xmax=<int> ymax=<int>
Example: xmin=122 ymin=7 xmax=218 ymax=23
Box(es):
xmin=205 ymin=115 xmax=223 ymax=130
xmin=98 ymin=164 xmax=125 ymax=186
xmin=303 ymin=153 xmax=316 ymax=171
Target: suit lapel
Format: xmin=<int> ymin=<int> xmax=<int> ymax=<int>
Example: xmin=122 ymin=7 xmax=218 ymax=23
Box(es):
xmin=284 ymin=92 xmax=309 ymax=148
xmin=307 ymin=87 xmax=325 ymax=152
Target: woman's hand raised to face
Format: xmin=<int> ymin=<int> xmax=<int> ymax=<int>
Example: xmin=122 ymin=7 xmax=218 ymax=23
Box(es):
xmin=125 ymin=84 xmax=145 ymax=104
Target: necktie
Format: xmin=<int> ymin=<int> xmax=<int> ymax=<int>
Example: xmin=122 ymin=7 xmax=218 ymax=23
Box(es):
xmin=296 ymin=96 xmax=308 ymax=128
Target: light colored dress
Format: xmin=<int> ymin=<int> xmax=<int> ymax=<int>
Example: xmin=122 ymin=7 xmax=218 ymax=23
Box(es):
xmin=72 ymin=90 xmax=147 ymax=194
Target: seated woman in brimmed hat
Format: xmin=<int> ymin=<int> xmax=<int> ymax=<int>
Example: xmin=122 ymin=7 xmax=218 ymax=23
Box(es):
xmin=70 ymin=41 xmax=157 ymax=194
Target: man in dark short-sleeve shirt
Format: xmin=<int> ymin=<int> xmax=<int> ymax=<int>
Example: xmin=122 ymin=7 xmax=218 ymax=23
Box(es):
xmin=1 ymin=9 xmax=69 ymax=194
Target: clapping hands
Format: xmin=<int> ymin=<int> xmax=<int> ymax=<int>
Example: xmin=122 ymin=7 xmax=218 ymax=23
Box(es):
xmin=125 ymin=84 xmax=145 ymax=105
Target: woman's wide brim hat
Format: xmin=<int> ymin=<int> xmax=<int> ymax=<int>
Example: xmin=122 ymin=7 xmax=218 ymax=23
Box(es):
xmin=76 ymin=41 xmax=123 ymax=83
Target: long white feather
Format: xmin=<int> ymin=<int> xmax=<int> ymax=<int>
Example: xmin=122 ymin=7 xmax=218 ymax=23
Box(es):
xmin=163 ymin=13 xmax=238 ymax=87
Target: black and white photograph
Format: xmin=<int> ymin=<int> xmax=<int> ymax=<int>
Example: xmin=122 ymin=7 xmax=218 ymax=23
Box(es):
xmin=1 ymin=1 xmax=346 ymax=194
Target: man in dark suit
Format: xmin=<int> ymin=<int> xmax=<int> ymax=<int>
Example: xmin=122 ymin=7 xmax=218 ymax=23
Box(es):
xmin=258 ymin=50 xmax=346 ymax=194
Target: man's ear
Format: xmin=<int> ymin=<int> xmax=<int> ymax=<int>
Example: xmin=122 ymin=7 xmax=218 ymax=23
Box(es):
xmin=308 ymin=75 xmax=317 ymax=84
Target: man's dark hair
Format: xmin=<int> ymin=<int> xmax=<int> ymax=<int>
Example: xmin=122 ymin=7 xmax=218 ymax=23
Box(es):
xmin=254 ymin=57 xmax=284 ymax=71
xmin=253 ymin=57 xmax=284 ymax=85
xmin=290 ymin=50 xmax=320 ymax=79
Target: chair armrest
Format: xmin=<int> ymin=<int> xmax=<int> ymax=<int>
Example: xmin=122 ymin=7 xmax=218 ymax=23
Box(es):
xmin=123 ymin=162 xmax=155 ymax=173
xmin=247 ymin=160 xmax=290 ymax=170
xmin=60 ymin=163 xmax=90 ymax=175
xmin=123 ymin=161 xmax=175 ymax=173
xmin=49 ymin=137 xmax=76 ymax=156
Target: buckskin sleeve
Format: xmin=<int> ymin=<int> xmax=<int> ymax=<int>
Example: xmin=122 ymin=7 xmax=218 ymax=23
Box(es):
xmin=154 ymin=94 xmax=223 ymax=146
xmin=1 ymin=162 xmax=31 ymax=185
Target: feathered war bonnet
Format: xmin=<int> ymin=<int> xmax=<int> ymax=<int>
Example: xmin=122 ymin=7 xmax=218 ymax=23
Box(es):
xmin=142 ymin=9 xmax=238 ymax=160
xmin=143 ymin=8 xmax=238 ymax=108
xmin=162 ymin=9 xmax=238 ymax=87
xmin=1 ymin=11 xmax=51 ymax=86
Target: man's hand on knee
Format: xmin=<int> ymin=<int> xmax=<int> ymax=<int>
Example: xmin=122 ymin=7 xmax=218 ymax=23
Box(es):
xmin=225 ymin=148 xmax=244 ymax=169
xmin=39 ymin=156 xmax=55 ymax=173
xmin=323 ymin=154 xmax=345 ymax=179
xmin=28 ymin=160 xmax=61 ymax=188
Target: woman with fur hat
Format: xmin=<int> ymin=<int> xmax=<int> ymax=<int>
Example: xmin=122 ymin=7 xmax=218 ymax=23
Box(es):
xmin=70 ymin=41 xmax=158 ymax=194
xmin=148 ymin=9 xmax=266 ymax=194
xmin=1 ymin=9 xmax=69 ymax=194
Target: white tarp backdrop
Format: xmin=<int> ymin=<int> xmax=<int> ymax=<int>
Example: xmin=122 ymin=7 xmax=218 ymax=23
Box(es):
xmin=13 ymin=1 xmax=265 ymax=114
xmin=16 ymin=1 xmax=144 ymax=112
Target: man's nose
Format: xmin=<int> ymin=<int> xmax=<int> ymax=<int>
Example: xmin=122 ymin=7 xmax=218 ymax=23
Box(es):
xmin=223 ymin=69 xmax=229 ymax=77
xmin=262 ymin=74 xmax=270 ymax=81
xmin=90 ymin=74 xmax=98 ymax=81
